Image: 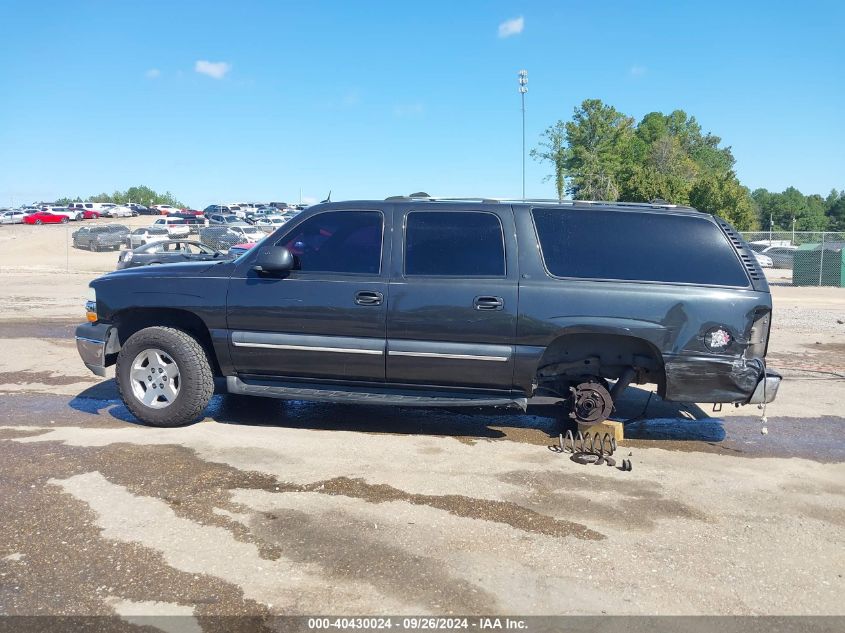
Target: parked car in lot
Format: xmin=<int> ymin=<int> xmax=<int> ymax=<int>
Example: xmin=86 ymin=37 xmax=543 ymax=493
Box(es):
xmin=24 ymin=211 xmax=69 ymax=224
xmin=753 ymin=252 xmax=773 ymax=268
xmin=226 ymin=223 xmax=266 ymax=244
xmin=167 ymin=213 xmax=205 ymax=234
xmin=207 ymin=213 xmax=241 ymax=226
xmin=127 ymin=226 xmax=170 ymax=249
xmin=105 ymin=205 xmax=135 ymax=218
xmin=203 ymin=205 xmax=231 ymax=217
xmin=254 ymin=216 xmax=288 ymax=230
xmin=75 ymin=197 xmax=780 ymax=427
xmin=198 ymin=225 xmax=246 ymax=251
xmin=153 ymin=204 xmax=181 ymax=216
xmin=151 ymin=217 xmax=191 ymax=238
xmin=72 ymin=224 xmax=130 ymax=251
xmin=126 ymin=203 xmax=151 ymax=215
xmin=1 ymin=210 xmax=27 ymax=224
xmin=227 ymin=242 xmax=259 ymax=257
xmin=116 ymin=240 xmax=224 ymax=270
xmin=68 ymin=202 xmax=114 ymax=218
xmin=763 ymin=246 xmax=797 ymax=269
xmin=40 ymin=206 xmax=80 ymax=221
xmin=245 ymin=207 xmax=282 ymax=224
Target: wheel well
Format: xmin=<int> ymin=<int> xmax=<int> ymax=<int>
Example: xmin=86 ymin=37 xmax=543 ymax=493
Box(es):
xmin=113 ymin=308 xmax=221 ymax=376
xmin=536 ymin=333 xmax=665 ymax=394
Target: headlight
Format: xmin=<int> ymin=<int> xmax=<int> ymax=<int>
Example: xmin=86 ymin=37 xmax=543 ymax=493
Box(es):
xmin=704 ymin=327 xmax=732 ymax=352
xmin=85 ymin=287 xmax=97 ymax=323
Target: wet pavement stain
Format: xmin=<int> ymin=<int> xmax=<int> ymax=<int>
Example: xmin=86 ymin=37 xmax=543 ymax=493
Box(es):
xmin=0 ymin=371 xmax=96 ymax=387
xmin=0 ymin=428 xmax=52 ymax=440
xmin=497 ymin=470 xmax=709 ymax=530
xmin=0 ymin=320 xmax=78 ymax=340
xmin=249 ymin=507 xmax=498 ymax=613
xmin=0 ymin=434 xmax=599 ymax=617
xmin=282 ymin=476 xmax=603 ymax=541
xmin=0 ymin=450 xmax=274 ymax=622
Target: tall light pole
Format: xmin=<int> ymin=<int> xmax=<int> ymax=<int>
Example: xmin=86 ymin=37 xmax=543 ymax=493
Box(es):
xmin=518 ymin=69 xmax=528 ymax=200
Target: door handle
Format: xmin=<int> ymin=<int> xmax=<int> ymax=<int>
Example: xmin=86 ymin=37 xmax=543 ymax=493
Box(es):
xmin=474 ymin=295 xmax=504 ymax=311
xmin=355 ymin=290 xmax=383 ymax=306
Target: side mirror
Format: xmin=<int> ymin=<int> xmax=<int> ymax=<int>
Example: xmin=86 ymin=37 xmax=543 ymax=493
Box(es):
xmin=252 ymin=245 xmax=293 ymax=273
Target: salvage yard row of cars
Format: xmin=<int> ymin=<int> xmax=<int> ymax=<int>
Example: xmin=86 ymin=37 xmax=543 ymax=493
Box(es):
xmin=0 ymin=200 xmax=304 ymax=225
xmin=60 ymin=204 xmax=298 ymax=270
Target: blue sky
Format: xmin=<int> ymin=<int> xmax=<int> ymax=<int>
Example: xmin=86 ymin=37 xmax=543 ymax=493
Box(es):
xmin=1 ymin=0 xmax=843 ymax=208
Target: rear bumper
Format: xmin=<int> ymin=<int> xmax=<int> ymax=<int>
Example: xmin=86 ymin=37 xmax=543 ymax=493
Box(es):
xmin=747 ymin=369 xmax=782 ymax=404
xmin=75 ymin=323 xmax=118 ymax=377
xmin=664 ymin=355 xmax=780 ymax=404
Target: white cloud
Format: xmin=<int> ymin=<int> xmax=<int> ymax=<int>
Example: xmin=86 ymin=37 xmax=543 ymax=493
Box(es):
xmin=144 ymin=68 xmax=160 ymax=79
xmin=194 ymin=60 xmax=232 ymax=80
xmin=393 ymin=102 xmax=425 ymax=117
xmin=498 ymin=16 xmax=524 ymax=38
xmin=629 ymin=65 xmax=647 ymax=77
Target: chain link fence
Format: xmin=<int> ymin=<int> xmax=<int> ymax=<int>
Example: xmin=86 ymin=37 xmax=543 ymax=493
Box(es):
xmin=741 ymin=231 xmax=845 ymax=287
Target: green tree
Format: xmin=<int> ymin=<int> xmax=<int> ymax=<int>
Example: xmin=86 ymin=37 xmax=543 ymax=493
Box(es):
xmin=54 ymin=186 xmax=185 ymax=208
xmin=563 ymin=99 xmax=635 ymax=200
xmin=689 ymin=174 xmax=758 ymax=230
xmin=752 ymin=186 xmax=828 ymax=231
xmin=529 ymin=121 xmax=567 ymax=201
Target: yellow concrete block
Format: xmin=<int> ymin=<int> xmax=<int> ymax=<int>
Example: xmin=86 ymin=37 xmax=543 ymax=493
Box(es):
xmin=577 ymin=419 xmax=624 ymax=442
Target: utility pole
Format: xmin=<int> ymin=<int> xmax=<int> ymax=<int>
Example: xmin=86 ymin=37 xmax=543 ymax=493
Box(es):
xmin=518 ymin=69 xmax=528 ymax=200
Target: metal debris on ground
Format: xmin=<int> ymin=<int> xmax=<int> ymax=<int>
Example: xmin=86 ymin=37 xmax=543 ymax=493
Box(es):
xmin=550 ymin=430 xmax=631 ymax=471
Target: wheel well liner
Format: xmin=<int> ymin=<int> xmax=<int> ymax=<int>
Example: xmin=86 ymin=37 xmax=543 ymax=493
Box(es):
xmin=536 ymin=332 xmax=665 ymax=392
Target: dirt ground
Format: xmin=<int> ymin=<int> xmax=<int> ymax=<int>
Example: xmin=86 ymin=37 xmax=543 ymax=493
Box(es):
xmin=0 ymin=220 xmax=843 ymax=624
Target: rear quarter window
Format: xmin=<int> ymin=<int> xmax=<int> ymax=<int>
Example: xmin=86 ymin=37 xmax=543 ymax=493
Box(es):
xmin=531 ymin=208 xmax=749 ymax=287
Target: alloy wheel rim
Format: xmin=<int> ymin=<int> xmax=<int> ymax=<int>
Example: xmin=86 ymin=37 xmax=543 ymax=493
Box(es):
xmin=129 ymin=348 xmax=181 ymax=409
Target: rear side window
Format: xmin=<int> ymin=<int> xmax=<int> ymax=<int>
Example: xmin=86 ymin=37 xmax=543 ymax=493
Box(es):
xmin=405 ymin=211 xmax=505 ymax=276
xmin=532 ymin=208 xmax=749 ymax=287
xmin=278 ymin=210 xmax=383 ymax=274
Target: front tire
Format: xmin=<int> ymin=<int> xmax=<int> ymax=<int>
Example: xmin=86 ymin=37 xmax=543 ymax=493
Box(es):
xmin=116 ymin=326 xmax=214 ymax=427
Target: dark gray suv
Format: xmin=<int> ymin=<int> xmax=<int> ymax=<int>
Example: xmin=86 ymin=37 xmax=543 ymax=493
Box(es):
xmin=75 ymin=196 xmax=779 ymax=427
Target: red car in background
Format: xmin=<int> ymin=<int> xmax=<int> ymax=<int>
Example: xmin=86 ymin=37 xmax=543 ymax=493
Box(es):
xmin=81 ymin=210 xmax=101 ymax=220
xmin=23 ymin=211 xmax=69 ymax=225
xmin=227 ymin=242 xmax=258 ymax=257
xmin=180 ymin=209 xmax=205 ymax=217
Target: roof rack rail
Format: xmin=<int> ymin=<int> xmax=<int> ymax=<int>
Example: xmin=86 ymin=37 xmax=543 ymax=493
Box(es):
xmin=384 ymin=194 xmax=690 ymax=210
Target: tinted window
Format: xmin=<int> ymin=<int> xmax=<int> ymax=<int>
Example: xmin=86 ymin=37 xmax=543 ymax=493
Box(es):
xmin=532 ymin=208 xmax=749 ymax=286
xmin=405 ymin=211 xmax=505 ymax=277
xmin=278 ymin=210 xmax=382 ymax=274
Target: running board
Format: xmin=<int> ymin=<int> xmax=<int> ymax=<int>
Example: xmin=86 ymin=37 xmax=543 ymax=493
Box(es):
xmin=226 ymin=376 xmax=527 ymax=410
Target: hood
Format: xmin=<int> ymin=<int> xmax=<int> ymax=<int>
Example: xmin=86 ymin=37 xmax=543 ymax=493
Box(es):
xmin=102 ymin=260 xmax=230 ymax=280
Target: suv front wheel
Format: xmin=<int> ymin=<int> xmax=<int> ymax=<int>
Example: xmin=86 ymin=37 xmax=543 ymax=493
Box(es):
xmin=116 ymin=326 xmax=214 ymax=426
